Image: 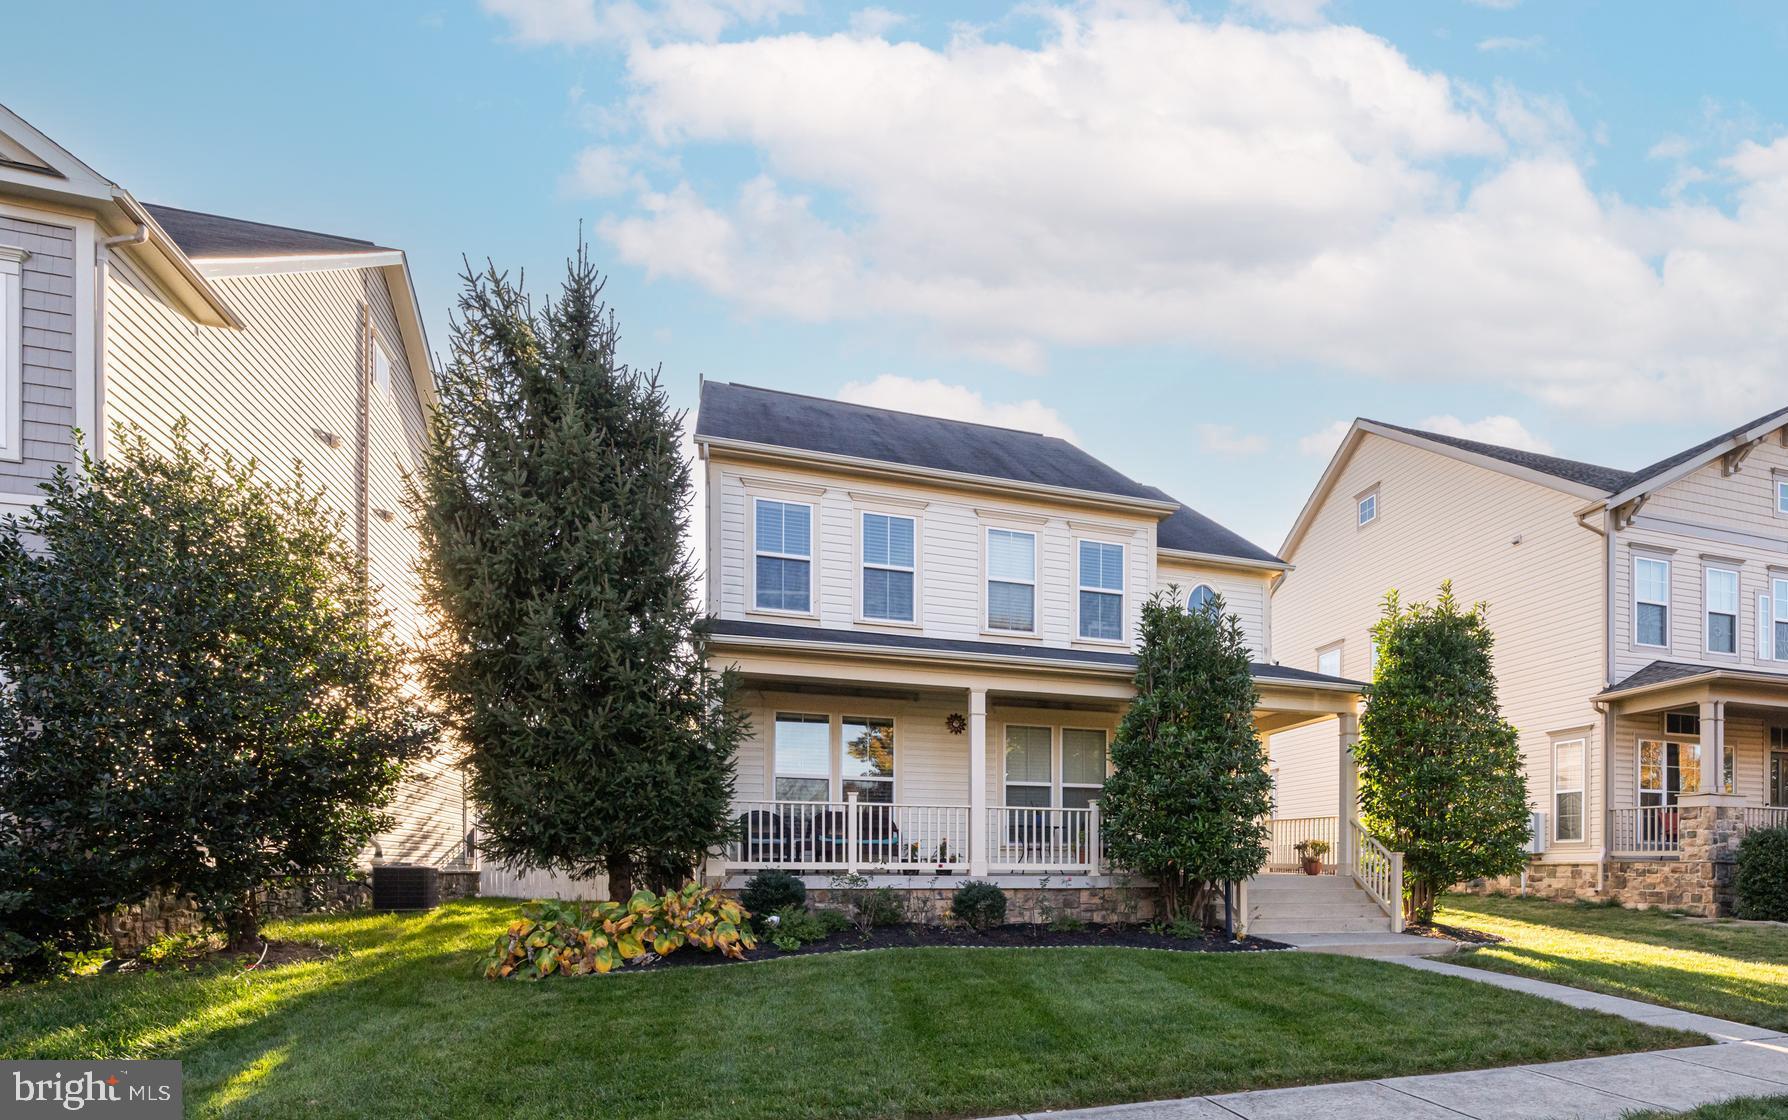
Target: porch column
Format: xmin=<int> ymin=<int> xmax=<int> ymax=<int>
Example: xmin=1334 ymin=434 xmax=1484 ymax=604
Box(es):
xmin=1697 ymin=699 xmax=1727 ymax=794
xmin=968 ymin=688 xmax=989 ymax=876
xmin=1337 ymin=712 xmax=1360 ymax=871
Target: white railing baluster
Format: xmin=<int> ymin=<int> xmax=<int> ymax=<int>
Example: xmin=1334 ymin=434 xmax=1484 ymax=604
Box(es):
xmin=726 ymin=799 xmax=971 ymax=873
xmin=1609 ymin=806 xmax=1682 ymax=856
xmin=1347 ymin=819 xmax=1403 ymax=933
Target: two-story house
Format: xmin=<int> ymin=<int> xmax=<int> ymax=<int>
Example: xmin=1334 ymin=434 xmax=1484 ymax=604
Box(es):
xmin=694 ymin=381 xmax=1383 ymax=926
xmin=1272 ymin=409 xmax=1788 ymax=916
xmin=0 ymin=103 xmax=468 ymax=875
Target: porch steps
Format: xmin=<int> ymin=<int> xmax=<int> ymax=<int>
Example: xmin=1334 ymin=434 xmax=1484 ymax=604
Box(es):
xmin=1247 ymin=872 xmax=1396 ymax=936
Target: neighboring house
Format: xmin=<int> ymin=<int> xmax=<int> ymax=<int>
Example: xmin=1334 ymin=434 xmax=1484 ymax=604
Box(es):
xmin=694 ymin=381 xmax=1384 ymax=926
xmin=1272 ymin=411 xmax=1788 ymax=915
xmin=0 ymin=103 xmax=466 ymax=871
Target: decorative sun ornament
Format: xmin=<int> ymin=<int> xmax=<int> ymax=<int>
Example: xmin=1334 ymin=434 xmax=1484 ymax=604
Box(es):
xmin=945 ymin=713 xmax=967 ymax=736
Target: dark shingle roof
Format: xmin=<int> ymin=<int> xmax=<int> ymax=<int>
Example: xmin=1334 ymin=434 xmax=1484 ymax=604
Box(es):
xmin=1367 ymin=419 xmax=1633 ymax=492
xmin=1604 ymin=659 xmax=1788 ymax=696
xmin=1616 ymin=403 xmax=1788 ymax=495
xmin=145 ymin=203 xmax=390 ymax=259
xmin=697 ymin=382 xmax=1285 ymax=565
xmin=705 ymin=618 xmax=1364 ymax=688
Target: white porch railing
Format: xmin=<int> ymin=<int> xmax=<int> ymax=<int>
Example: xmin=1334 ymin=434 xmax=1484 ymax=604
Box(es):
xmin=1743 ymin=806 xmax=1788 ymax=833
xmin=1347 ymin=819 xmax=1404 ymax=933
xmin=987 ymin=806 xmax=1100 ymax=873
xmin=727 ymin=797 xmax=971 ymax=873
xmin=1610 ymin=806 xmax=1680 ymax=856
xmin=1265 ymin=815 xmax=1337 ymax=869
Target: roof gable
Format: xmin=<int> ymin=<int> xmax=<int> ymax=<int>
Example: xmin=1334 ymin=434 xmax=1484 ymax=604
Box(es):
xmin=1603 ymin=403 xmax=1788 ymax=507
xmin=144 ymin=204 xmax=391 ymax=260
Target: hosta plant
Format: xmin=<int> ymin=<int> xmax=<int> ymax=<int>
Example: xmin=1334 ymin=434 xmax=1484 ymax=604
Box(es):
xmin=481 ymin=884 xmax=755 ymax=980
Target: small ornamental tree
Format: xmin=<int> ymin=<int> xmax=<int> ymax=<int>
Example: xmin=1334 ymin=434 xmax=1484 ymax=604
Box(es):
xmin=1357 ymin=584 xmax=1531 ymax=925
xmin=409 ymin=248 xmax=746 ymax=899
xmin=1101 ymin=589 xmax=1273 ymax=922
xmin=0 ymin=426 xmax=434 ymax=970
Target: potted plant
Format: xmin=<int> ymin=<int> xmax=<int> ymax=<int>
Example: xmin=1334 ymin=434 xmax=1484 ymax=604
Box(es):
xmin=1294 ymin=838 xmax=1331 ymax=876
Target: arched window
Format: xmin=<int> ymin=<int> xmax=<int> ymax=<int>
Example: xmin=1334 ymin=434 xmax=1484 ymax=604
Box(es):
xmin=1187 ymin=584 xmax=1217 ymax=614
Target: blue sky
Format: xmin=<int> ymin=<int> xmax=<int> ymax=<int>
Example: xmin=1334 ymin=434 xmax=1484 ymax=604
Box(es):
xmin=9 ymin=0 xmax=1788 ymax=549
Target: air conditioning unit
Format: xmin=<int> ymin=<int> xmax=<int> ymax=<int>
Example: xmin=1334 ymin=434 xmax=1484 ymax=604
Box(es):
xmin=1527 ymin=811 xmax=1548 ymax=855
xmin=371 ymin=865 xmax=440 ymax=911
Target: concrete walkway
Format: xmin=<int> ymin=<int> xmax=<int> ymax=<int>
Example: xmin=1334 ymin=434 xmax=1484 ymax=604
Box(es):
xmin=988 ymin=958 xmax=1788 ymax=1120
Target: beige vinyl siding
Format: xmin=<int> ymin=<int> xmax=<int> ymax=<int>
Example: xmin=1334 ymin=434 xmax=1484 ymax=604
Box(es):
xmin=0 ymin=212 xmax=77 ymax=495
xmin=1271 ymin=431 xmax=1608 ymax=855
xmin=1154 ymin=559 xmax=1271 ymax=656
xmin=1612 ymin=438 xmax=1788 ymax=682
xmin=735 ymin=691 xmax=972 ymax=806
xmin=104 ymin=256 xmax=458 ymax=867
xmin=712 ymin=459 xmax=1158 ymax=650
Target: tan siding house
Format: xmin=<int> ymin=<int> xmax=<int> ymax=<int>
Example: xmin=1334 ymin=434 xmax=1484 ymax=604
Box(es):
xmin=1275 ymin=411 xmax=1788 ymax=915
xmin=0 ymin=103 xmax=465 ymax=872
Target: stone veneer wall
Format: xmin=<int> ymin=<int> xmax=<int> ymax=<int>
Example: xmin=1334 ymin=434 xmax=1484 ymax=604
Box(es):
xmin=100 ymin=875 xmax=375 ymax=956
xmin=794 ymin=884 xmax=1161 ymax=926
xmin=1454 ymin=800 xmax=1747 ymax=918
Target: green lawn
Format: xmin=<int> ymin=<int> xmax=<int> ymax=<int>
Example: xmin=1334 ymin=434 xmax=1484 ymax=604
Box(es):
xmin=1438 ymin=895 xmax=1788 ymax=1031
xmin=1627 ymin=1098 xmax=1788 ymax=1119
xmin=1 ymin=899 xmax=1698 ymax=1120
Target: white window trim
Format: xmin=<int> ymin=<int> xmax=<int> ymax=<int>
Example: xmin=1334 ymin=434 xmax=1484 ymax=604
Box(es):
xmin=855 ymin=507 xmax=921 ymax=627
xmin=1317 ymin=641 xmax=1343 ymax=679
xmin=0 ymin=245 xmax=26 ymax=463
xmin=1000 ymin=722 xmax=1055 ymax=806
xmin=1633 ymin=554 xmax=1671 ymax=650
xmin=1356 ymin=485 xmax=1380 ymax=529
xmin=750 ymin=496 xmax=818 ymax=618
xmin=839 ymin=713 xmax=898 ymax=802
xmin=1185 ymin=583 xmax=1218 ymax=615
xmin=1704 ymin=563 xmax=1741 ymax=658
xmin=1774 ymin=470 xmax=1788 ymax=519
xmin=1060 ymin=725 xmax=1111 ymax=807
xmin=1073 ymin=535 xmax=1127 ymax=645
xmin=770 ymin=711 xmax=833 ymax=802
xmin=1552 ymin=736 xmax=1586 ymax=844
xmin=983 ymin=525 xmax=1040 ymax=637
xmin=769 ymin=710 xmax=900 ymax=802
xmin=371 ymin=329 xmax=393 ymax=396
xmin=1774 ymin=576 xmax=1788 ymax=663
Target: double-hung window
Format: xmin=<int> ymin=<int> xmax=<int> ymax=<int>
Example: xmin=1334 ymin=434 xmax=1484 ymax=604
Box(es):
xmin=1706 ymin=567 xmax=1739 ymax=654
xmin=754 ymin=499 xmax=812 ymax=613
xmin=773 ymin=713 xmax=831 ymax=801
xmin=1003 ymin=725 xmax=1052 ymax=806
xmin=1553 ymin=737 xmax=1585 ymax=843
xmin=860 ymin=512 xmax=915 ymax=622
xmin=1061 ymin=728 xmax=1108 ymax=808
xmin=1077 ymin=540 xmax=1125 ymax=641
xmin=1774 ymin=577 xmax=1788 ymax=663
xmin=986 ymin=528 xmax=1037 ymax=632
xmin=1778 ymin=476 xmax=1788 ymax=516
xmin=840 ymin=716 xmax=895 ymax=803
xmin=1634 ymin=556 xmax=1670 ymax=648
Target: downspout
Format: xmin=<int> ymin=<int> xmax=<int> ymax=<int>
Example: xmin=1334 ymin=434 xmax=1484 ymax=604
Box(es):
xmin=1575 ymin=502 xmax=1614 ymax=893
xmin=92 ymin=223 xmax=148 ymax=461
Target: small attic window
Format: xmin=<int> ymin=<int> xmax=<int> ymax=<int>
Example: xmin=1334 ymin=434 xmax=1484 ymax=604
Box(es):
xmin=1357 ymin=487 xmax=1379 ymax=528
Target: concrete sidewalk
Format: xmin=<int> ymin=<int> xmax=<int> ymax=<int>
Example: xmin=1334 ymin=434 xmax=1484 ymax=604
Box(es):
xmin=990 ymin=957 xmax=1788 ymax=1119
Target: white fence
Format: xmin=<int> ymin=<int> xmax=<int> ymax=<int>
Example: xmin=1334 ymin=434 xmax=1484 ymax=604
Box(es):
xmin=1265 ymin=815 xmax=1338 ymax=868
xmin=480 ymin=864 xmax=609 ymax=900
xmin=987 ymin=806 xmax=1099 ymax=873
xmin=1743 ymin=806 xmax=1788 ymax=833
xmin=1610 ymin=806 xmax=1680 ymax=855
xmin=726 ymin=798 xmax=971 ymax=873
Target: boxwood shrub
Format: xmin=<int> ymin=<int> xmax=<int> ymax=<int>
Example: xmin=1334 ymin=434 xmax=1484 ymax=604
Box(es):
xmin=1735 ymin=826 xmax=1788 ymax=922
xmin=740 ymin=871 xmax=805 ymax=919
xmin=952 ymin=881 xmax=1007 ymax=931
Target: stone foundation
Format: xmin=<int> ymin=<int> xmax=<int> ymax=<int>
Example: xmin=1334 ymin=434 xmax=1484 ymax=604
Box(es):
xmin=438 ymin=869 xmax=482 ymax=902
xmin=100 ymin=874 xmax=375 ymax=957
xmin=787 ymin=883 xmax=1160 ymax=926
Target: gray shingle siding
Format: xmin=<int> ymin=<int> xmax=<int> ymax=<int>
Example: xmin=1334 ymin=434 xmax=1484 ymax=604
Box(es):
xmin=0 ymin=214 xmax=77 ymax=495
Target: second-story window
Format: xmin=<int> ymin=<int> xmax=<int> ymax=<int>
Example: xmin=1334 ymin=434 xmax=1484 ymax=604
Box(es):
xmin=860 ymin=512 xmax=915 ymax=622
xmin=986 ymin=528 xmax=1036 ymax=632
xmin=1775 ymin=578 xmax=1788 ymax=662
xmin=1634 ymin=555 xmax=1670 ymax=648
xmin=754 ymin=498 xmax=812 ymax=613
xmin=1706 ymin=566 xmax=1739 ymax=655
xmin=1777 ymin=476 xmax=1788 ymax=516
xmin=1077 ymin=540 xmax=1125 ymax=641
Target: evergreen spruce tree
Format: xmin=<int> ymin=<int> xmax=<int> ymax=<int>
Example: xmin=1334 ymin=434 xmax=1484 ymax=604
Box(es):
xmin=1357 ymin=583 xmax=1531 ymax=924
xmin=1101 ymin=590 xmax=1273 ymax=922
xmin=410 ymin=248 xmax=744 ymax=899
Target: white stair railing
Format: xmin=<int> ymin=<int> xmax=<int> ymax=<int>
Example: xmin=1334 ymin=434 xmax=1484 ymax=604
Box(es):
xmin=1347 ymin=819 xmax=1404 ymax=933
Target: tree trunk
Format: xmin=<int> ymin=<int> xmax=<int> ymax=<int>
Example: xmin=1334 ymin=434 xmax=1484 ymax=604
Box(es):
xmin=224 ymin=891 xmax=261 ymax=951
xmin=1405 ymin=878 xmax=1436 ymax=927
xmin=607 ymin=856 xmax=635 ymax=903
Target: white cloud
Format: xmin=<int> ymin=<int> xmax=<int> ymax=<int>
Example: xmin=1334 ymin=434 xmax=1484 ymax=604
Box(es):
xmin=835 ymin=375 xmax=1075 ymax=439
xmin=577 ymin=5 xmax=1788 ymax=421
xmin=1230 ymin=0 xmax=1331 ymax=25
xmin=1299 ymin=420 xmax=1353 ymax=458
xmin=1477 ymin=34 xmax=1542 ymax=52
xmin=847 ymin=7 xmax=905 ymax=38
xmin=1414 ymin=414 xmax=1553 ymax=453
xmin=481 ymin=0 xmax=799 ymax=46
xmin=1648 ymin=134 xmax=1692 ymax=161
xmin=563 ymin=145 xmax=636 ymax=197
xmin=1196 ymin=424 xmax=1270 ymax=455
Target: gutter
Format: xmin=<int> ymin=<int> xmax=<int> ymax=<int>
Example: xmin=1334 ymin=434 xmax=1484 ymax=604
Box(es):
xmin=1156 ymin=547 xmax=1290 ymax=573
xmin=110 ymin=190 xmax=243 ymax=329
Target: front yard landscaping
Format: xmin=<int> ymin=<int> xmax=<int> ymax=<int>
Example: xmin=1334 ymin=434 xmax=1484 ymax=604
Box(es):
xmin=1439 ymin=895 xmax=1788 ymax=1031
xmin=1627 ymin=1098 xmax=1788 ymax=1119
xmin=1 ymin=899 xmax=1699 ymax=1120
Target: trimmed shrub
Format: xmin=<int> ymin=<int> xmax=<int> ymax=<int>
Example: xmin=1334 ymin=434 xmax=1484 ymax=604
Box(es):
xmin=741 ymin=871 xmax=805 ymax=919
xmin=1735 ymin=827 xmax=1788 ymax=922
xmin=766 ymin=905 xmax=851 ymax=950
xmin=852 ymin=887 xmax=905 ymax=931
xmin=952 ymin=881 xmax=1008 ymax=931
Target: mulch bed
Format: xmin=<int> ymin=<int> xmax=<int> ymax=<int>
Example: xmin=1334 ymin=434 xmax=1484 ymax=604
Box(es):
xmin=626 ymin=922 xmax=1288 ymax=971
xmin=1406 ymin=921 xmax=1504 ymax=945
xmin=103 ymin=938 xmax=338 ymax=975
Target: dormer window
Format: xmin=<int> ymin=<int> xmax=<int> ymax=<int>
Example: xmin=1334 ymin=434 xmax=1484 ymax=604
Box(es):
xmin=754 ymin=498 xmax=813 ymax=613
